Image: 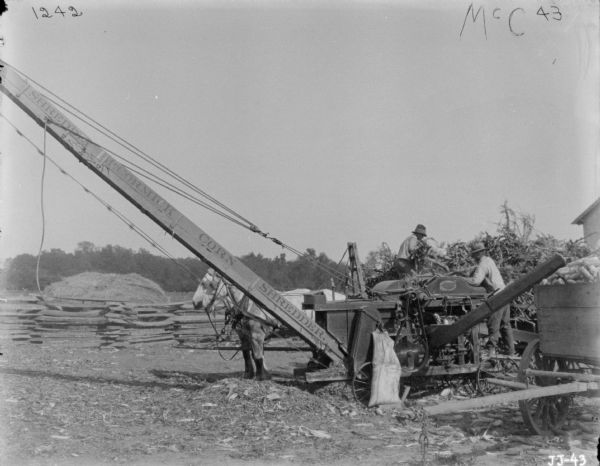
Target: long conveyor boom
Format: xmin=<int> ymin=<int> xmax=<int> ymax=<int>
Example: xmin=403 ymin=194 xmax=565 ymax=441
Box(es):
xmin=0 ymin=62 xmax=346 ymax=363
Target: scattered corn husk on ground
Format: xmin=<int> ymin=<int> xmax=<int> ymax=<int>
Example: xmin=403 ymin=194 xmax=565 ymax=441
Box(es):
xmin=542 ymin=255 xmax=600 ymax=285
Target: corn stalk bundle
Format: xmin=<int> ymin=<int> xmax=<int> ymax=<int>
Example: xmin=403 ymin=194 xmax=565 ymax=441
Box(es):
xmin=541 ymin=255 xmax=600 ymax=285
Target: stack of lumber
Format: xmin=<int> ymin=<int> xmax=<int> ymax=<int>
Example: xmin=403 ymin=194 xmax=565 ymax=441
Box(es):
xmin=0 ymin=294 xmax=220 ymax=347
xmin=541 ymin=254 xmax=600 ymax=285
xmin=0 ymin=296 xmax=47 ymax=344
xmin=171 ymin=306 xmax=224 ymax=344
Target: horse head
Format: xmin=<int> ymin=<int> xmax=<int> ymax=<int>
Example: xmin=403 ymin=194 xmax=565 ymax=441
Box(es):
xmin=193 ymin=268 xmax=228 ymax=310
xmin=192 ymin=270 xmax=249 ymax=320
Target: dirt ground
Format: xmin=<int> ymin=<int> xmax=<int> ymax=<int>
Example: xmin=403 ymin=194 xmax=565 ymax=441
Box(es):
xmin=0 ymin=334 xmax=598 ymax=466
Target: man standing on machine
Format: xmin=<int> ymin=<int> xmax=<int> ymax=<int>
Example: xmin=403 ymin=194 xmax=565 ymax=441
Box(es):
xmin=465 ymin=241 xmax=515 ymax=358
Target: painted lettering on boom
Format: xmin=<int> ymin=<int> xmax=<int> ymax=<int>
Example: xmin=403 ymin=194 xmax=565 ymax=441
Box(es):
xmin=29 ymin=88 xmax=80 ymax=139
xmin=257 ymin=281 xmax=319 ymax=331
xmin=260 ymin=280 xmax=316 ymax=328
xmin=197 ymin=233 xmax=235 ymax=266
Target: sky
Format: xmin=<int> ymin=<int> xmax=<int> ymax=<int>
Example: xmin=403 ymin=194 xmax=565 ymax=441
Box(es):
xmin=0 ymin=0 xmax=598 ymax=267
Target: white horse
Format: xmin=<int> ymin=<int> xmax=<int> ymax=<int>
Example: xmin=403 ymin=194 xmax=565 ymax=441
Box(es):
xmin=192 ymin=269 xmax=276 ymax=380
xmin=192 ymin=269 xmax=344 ymax=380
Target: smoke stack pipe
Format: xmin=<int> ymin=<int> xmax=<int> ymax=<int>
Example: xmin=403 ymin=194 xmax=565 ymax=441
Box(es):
xmin=427 ymin=254 xmax=566 ymax=349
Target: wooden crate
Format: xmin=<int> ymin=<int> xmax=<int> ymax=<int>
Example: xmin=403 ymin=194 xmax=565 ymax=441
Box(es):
xmin=535 ymin=283 xmax=600 ymax=363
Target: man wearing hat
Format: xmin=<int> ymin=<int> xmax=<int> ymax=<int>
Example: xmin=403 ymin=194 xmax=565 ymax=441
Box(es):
xmin=397 ymin=224 xmax=428 ymax=262
xmin=466 ymin=242 xmax=515 ymax=358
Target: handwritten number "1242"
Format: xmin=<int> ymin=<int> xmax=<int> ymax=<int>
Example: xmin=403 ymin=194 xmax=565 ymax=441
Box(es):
xmin=31 ymin=6 xmax=83 ymax=19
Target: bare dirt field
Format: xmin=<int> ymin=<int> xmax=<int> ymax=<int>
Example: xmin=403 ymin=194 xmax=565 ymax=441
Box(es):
xmin=0 ymin=334 xmax=598 ymax=466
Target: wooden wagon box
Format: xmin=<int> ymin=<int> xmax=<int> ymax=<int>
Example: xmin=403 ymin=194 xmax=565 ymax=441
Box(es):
xmin=535 ymin=283 xmax=600 ymax=363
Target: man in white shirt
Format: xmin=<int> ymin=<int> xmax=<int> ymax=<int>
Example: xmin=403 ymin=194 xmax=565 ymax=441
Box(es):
xmin=396 ymin=224 xmax=447 ymax=273
xmin=465 ymin=242 xmax=515 ymax=357
xmin=395 ymin=224 xmax=429 ymax=275
xmin=397 ymin=224 xmax=427 ymax=260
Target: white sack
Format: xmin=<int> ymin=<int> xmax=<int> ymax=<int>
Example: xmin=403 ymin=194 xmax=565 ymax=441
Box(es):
xmin=368 ymin=330 xmax=402 ymax=407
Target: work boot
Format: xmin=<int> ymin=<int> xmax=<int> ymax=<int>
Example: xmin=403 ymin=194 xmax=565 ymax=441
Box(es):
xmin=505 ymin=343 xmax=516 ymax=358
xmin=242 ymin=350 xmax=255 ymax=379
xmin=254 ymin=358 xmax=271 ymax=381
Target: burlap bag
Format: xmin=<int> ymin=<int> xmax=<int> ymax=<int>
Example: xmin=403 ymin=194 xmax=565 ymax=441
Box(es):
xmin=368 ymin=330 xmax=402 ymax=407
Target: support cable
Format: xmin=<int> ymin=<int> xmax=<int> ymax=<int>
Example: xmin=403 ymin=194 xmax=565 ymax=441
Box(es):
xmin=1 ymin=113 xmax=202 ymax=285
xmin=46 ymin=120 xmax=347 ymax=281
xmin=2 ymin=60 xmax=350 ymax=283
xmin=46 ymin=119 xmax=348 ymax=281
xmin=0 ymin=60 xmax=255 ymax=231
xmin=40 ymin=121 xmax=349 ymax=283
xmin=46 ymin=120 xmax=252 ymax=229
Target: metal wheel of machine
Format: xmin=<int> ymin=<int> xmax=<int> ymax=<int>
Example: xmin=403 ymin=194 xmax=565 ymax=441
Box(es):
xmin=475 ymin=367 xmax=505 ymax=395
xmin=517 ymin=339 xmax=572 ymax=435
xmin=352 ymin=362 xmax=372 ymax=405
xmin=475 ymin=354 xmax=519 ymax=395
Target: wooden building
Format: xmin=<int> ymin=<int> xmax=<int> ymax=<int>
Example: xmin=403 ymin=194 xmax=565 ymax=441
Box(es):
xmin=572 ymin=197 xmax=600 ymax=249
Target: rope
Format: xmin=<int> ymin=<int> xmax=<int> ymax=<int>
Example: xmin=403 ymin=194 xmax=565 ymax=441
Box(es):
xmin=45 ymin=120 xmax=253 ymax=230
xmin=2 ymin=60 xmax=350 ymax=285
xmin=35 ymin=120 xmax=48 ymax=293
xmin=1 ymin=113 xmax=202 ymax=285
xmin=204 ymin=293 xmax=240 ymax=361
xmin=12 ymin=77 xmax=260 ymax=231
xmin=199 ymin=278 xmax=241 ymax=360
xmin=8 ymin=110 xmax=347 ymax=325
xmin=47 ymin=119 xmax=348 ymax=283
xmin=7 ymin=110 xmax=339 ymax=357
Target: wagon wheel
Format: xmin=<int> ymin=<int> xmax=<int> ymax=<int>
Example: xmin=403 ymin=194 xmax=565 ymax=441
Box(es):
xmin=352 ymin=362 xmax=372 ymax=405
xmin=517 ymin=339 xmax=572 ymax=435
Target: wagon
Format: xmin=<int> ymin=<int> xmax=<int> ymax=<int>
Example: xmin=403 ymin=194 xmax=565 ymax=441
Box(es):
xmin=425 ymin=282 xmax=600 ymax=435
xmin=517 ymin=282 xmax=600 ymax=435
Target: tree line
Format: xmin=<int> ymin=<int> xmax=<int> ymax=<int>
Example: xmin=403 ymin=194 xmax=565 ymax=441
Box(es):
xmin=1 ymin=241 xmax=347 ymax=292
xmin=2 ymin=205 xmax=591 ymax=293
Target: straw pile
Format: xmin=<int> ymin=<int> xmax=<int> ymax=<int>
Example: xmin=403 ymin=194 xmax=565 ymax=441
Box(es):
xmin=43 ymin=272 xmax=168 ymax=303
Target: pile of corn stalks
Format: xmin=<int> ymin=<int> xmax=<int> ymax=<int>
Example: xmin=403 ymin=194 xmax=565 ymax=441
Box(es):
xmin=541 ymin=254 xmax=600 ymax=285
xmin=439 ymin=204 xmax=592 ymax=282
xmin=365 ymin=205 xmax=594 ymax=330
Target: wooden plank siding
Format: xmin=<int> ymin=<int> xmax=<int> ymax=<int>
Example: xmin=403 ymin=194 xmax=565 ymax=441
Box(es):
xmin=535 ymin=283 xmax=600 ymax=362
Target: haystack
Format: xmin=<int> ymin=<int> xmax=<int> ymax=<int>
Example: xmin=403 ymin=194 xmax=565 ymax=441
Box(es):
xmin=43 ymin=272 xmax=168 ymax=303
